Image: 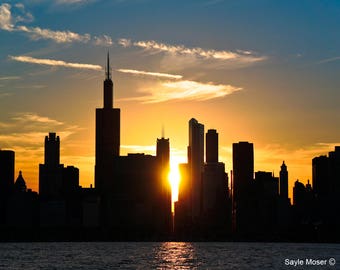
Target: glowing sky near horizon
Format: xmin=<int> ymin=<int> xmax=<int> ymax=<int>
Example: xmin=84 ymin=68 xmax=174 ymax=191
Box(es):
xmin=1 ymin=0 xmax=340 ymax=201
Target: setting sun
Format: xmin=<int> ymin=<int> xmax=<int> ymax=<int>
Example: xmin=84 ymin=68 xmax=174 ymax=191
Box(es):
xmin=169 ymin=155 xmax=185 ymax=205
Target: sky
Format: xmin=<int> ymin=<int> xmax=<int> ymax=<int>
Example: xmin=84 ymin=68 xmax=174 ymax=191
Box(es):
xmin=1 ymin=0 xmax=340 ymax=200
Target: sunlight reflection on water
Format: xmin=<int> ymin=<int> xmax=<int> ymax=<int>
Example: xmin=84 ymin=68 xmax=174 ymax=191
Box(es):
xmin=0 ymin=242 xmax=340 ymax=269
xmin=154 ymin=242 xmax=198 ymax=269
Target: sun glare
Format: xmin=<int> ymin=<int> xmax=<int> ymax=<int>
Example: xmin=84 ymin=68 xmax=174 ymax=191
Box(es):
xmin=168 ymin=155 xmax=185 ymax=204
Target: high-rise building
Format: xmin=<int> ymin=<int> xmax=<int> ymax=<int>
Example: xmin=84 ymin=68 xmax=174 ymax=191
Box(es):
xmin=277 ymin=162 xmax=291 ymax=230
xmin=0 ymin=150 xmax=15 ymax=195
xmin=202 ymin=129 xmax=230 ymax=233
xmin=232 ymin=142 xmax=254 ymax=202
xmin=254 ymin=171 xmax=279 ymax=232
xmin=293 ymin=180 xmax=313 ymax=226
xmin=232 ymin=141 xmax=254 ymax=233
xmin=312 ymin=147 xmax=340 ymax=225
xmin=39 ymin=133 xmax=64 ymax=200
xmin=174 ymin=119 xmax=204 ymax=233
xmin=95 ymin=53 xmax=120 ymax=194
xmin=39 ymin=133 xmax=79 ymax=200
xmin=157 ymin=137 xmax=170 ymax=172
xmin=188 ymin=118 xmax=204 ymax=219
xmin=156 ymin=137 xmax=172 ymax=233
xmin=44 ymin=132 xmax=60 ymax=166
xmin=279 ymin=161 xmax=288 ymax=199
xmin=206 ymin=129 xmax=218 ymax=163
xmin=312 ymin=155 xmax=329 ymax=200
xmin=326 ymin=147 xmax=340 ymax=225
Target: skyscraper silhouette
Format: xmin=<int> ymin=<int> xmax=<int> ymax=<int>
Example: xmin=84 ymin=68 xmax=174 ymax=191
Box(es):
xmin=312 ymin=147 xmax=340 ymax=226
xmin=188 ymin=118 xmax=204 ymax=219
xmin=232 ymin=141 xmax=254 ymax=233
xmin=0 ymin=150 xmax=15 ymax=225
xmin=156 ymin=137 xmax=172 ymax=233
xmin=232 ymin=142 xmax=254 ymax=203
xmin=206 ymin=129 xmax=218 ymax=163
xmin=174 ymin=118 xmax=204 ymax=234
xmin=157 ymin=137 xmax=171 ymax=203
xmin=277 ymin=161 xmax=291 ymax=230
xmin=95 ymin=53 xmax=120 ymax=194
xmin=39 ymin=133 xmax=64 ymax=200
xmin=279 ymin=161 xmax=288 ymax=199
xmin=0 ymin=150 xmax=15 ymax=196
xmin=202 ymin=129 xmax=230 ymax=234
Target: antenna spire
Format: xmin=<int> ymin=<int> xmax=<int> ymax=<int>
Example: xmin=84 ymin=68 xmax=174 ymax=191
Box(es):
xmin=106 ymin=51 xmax=111 ymax=80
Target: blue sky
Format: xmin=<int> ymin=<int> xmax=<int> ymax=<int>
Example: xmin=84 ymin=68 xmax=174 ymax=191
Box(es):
xmin=1 ymin=0 xmax=340 ymax=195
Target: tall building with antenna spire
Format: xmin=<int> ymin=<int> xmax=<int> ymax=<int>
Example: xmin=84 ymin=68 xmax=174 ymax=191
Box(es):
xmin=95 ymin=52 xmax=120 ymax=194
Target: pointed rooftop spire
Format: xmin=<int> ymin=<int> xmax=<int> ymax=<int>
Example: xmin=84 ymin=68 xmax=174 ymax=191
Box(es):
xmin=106 ymin=51 xmax=111 ymax=80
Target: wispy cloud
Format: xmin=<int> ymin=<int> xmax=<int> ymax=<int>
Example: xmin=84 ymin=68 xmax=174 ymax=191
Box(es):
xmin=12 ymin=113 xmax=64 ymax=126
xmin=117 ymin=69 xmax=183 ymax=79
xmin=318 ymin=56 xmax=340 ymax=64
xmin=0 ymin=76 xmax=21 ymax=80
xmin=10 ymin=55 xmax=102 ymax=70
xmin=0 ymin=92 xmax=12 ymax=98
xmin=0 ymin=3 xmax=109 ymax=46
xmin=118 ymin=38 xmax=266 ymax=63
xmin=55 ymin=0 xmax=92 ymax=4
xmin=16 ymin=25 xmax=91 ymax=43
xmin=122 ymin=80 xmax=242 ymax=103
xmin=0 ymin=112 xmax=80 ymax=149
xmin=54 ymin=0 xmax=99 ymax=6
xmin=13 ymin=3 xmax=33 ymax=24
xmin=93 ymin=35 xmax=113 ymax=46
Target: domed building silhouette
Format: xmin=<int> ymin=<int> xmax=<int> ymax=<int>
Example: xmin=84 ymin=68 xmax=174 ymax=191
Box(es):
xmin=14 ymin=171 xmax=27 ymax=193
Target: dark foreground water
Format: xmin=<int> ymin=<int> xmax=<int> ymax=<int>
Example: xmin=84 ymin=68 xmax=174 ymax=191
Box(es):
xmin=0 ymin=242 xmax=339 ymax=269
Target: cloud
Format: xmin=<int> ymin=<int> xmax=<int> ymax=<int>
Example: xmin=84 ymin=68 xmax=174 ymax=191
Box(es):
xmin=54 ymin=0 xmax=97 ymax=5
xmin=118 ymin=38 xmax=132 ymax=47
xmin=93 ymin=35 xmax=113 ymax=46
xmin=0 ymin=3 xmax=33 ymax=31
xmin=0 ymin=3 xmax=13 ymax=30
xmin=0 ymin=3 xmax=90 ymax=43
xmin=0 ymin=112 xmax=80 ymax=149
xmin=0 ymin=3 xmax=99 ymax=45
xmin=117 ymin=69 xmax=183 ymax=79
xmin=0 ymin=92 xmax=12 ymax=98
xmin=0 ymin=76 xmax=21 ymax=80
xmin=318 ymin=56 xmax=340 ymax=64
xmin=15 ymin=84 xmax=46 ymax=89
xmin=16 ymin=25 xmax=91 ymax=43
xmin=12 ymin=113 xmax=64 ymax=126
xmin=118 ymin=38 xmax=266 ymax=63
xmin=56 ymin=0 xmax=89 ymax=4
xmin=122 ymin=80 xmax=242 ymax=103
xmin=13 ymin=3 xmax=33 ymax=24
xmin=10 ymin=55 xmax=102 ymax=70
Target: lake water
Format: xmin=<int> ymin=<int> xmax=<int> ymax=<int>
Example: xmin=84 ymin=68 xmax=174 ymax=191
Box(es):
xmin=0 ymin=242 xmax=339 ymax=269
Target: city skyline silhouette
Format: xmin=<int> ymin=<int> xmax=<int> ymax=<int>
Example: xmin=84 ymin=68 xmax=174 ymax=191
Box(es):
xmin=1 ymin=53 xmax=340 ymax=241
xmin=1 ymin=1 xmax=340 ymax=198
xmin=1 ymin=2 xmax=340 ymax=241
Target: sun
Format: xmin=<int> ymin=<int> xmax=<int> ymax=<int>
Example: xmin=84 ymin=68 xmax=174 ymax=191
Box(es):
xmin=168 ymin=155 xmax=185 ymax=204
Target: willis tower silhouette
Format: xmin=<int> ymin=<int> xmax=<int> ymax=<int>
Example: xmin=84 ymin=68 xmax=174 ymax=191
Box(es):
xmin=95 ymin=53 xmax=120 ymax=194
